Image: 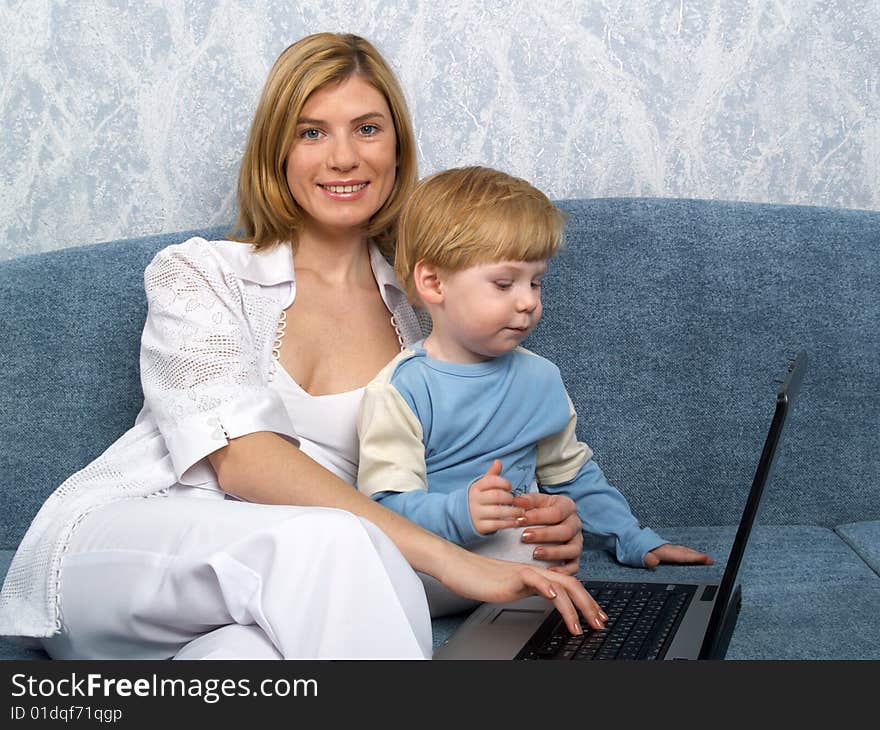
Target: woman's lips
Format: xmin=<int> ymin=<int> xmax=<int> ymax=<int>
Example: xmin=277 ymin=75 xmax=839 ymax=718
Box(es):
xmin=318 ymin=182 xmax=370 ymax=200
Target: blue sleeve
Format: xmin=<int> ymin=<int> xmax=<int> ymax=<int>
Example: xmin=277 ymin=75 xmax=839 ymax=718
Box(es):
xmin=371 ymin=489 xmax=484 ymax=546
xmin=541 ymin=459 xmax=667 ymax=567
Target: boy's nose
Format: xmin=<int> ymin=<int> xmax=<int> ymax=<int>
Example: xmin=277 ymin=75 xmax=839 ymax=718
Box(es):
xmin=516 ymin=290 xmax=539 ymax=312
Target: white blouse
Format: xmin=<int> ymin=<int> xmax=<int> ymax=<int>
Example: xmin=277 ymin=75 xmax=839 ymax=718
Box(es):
xmin=0 ymin=237 xmax=427 ymax=638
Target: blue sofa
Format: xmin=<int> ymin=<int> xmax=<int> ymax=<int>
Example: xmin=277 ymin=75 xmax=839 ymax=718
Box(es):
xmin=1 ymin=198 xmax=878 ymax=659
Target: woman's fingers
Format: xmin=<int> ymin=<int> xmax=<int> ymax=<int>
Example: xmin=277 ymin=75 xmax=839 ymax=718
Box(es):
xmin=520 ymin=520 xmax=581 ymax=546
xmin=547 ymin=558 xmax=580 ymax=575
xmin=513 ymin=492 xmax=577 ymax=526
xmin=520 ymin=569 xmax=606 ymax=634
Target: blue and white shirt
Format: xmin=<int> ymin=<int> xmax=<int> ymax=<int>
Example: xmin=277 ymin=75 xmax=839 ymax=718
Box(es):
xmin=357 ymin=341 xmax=666 ymax=566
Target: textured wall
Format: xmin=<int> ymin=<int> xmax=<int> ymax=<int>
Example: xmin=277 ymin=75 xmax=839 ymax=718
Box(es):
xmin=2 ymin=0 xmax=878 ymax=260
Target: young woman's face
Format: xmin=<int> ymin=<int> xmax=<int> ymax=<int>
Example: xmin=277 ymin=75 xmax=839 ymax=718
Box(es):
xmin=285 ymin=75 xmax=397 ymax=239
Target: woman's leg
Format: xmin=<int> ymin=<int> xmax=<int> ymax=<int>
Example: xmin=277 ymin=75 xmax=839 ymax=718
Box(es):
xmin=43 ymin=496 xmax=431 ymax=659
xmin=173 ymin=624 xmax=282 ymax=660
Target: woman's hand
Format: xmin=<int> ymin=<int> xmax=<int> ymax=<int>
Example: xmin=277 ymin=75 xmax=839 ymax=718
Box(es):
xmin=437 ymin=547 xmax=606 ymax=635
xmin=512 ymin=492 xmax=583 ymax=574
xmin=644 ymin=543 xmax=714 ymax=568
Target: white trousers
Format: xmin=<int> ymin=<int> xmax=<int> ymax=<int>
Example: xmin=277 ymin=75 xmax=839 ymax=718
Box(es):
xmin=41 ymin=492 xmax=432 ymax=660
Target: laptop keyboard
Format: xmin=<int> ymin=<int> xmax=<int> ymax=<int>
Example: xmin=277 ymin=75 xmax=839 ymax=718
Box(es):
xmin=516 ymin=581 xmax=695 ymax=661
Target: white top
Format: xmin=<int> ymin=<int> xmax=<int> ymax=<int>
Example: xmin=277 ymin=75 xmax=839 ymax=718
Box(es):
xmin=0 ymin=237 xmax=427 ymax=638
xmin=273 ymin=364 xmax=365 ymax=485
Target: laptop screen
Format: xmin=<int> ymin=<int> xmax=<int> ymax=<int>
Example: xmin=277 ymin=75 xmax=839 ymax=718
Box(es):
xmin=698 ymin=352 xmax=807 ymax=659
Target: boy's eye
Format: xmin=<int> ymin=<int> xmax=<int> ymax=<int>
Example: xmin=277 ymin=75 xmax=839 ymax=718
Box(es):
xmin=531 ymin=280 xmax=543 ymax=289
xmin=494 ymin=281 xmax=512 ymax=290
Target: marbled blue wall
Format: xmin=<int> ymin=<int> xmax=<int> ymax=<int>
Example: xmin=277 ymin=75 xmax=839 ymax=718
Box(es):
xmin=2 ymin=0 xmax=878 ymax=259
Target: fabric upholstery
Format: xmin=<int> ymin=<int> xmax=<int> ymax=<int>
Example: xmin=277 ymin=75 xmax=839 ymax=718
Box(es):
xmin=835 ymin=520 xmax=880 ymax=576
xmin=1 ymin=199 xmax=877 ymax=659
xmin=528 ymin=198 xmax=880 ymax=527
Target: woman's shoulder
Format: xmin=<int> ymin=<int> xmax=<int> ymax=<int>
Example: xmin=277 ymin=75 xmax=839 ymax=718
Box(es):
xmin=148 ymin=236 xmax=258 ymax=273
xmin=146 ymin=237 xmax=295 ymax=290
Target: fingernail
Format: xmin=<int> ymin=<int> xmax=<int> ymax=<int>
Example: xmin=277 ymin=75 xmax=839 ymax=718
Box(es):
xmin=548 ymin=587 xmax=557 ymax=599
xmin=521 ymin=530 xmax=533 ymax=542
xmin=516 ymin=516 xmax=527 ymax=526
xmin=532 ymin=547 xmax=545 ymax=559
xmin=600 ymin=612 xmax=608 ymax=621
xmin=574 ymin=622 xmax=583 ymax=635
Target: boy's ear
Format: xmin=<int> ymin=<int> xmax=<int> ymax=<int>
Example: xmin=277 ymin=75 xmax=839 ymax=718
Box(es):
xmin=413 ymin=260 xmax=445 ymax=305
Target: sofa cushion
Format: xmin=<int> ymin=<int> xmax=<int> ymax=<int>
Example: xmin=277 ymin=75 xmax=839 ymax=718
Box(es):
xmin=835 ymin=520 xmax=880 ymax=576
xmin=432 ymin=525 xmax=880 ymax=659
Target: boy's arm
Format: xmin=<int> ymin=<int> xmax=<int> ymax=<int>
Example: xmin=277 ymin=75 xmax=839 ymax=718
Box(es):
xmin=370 ymin=490 xmax=482 ymax=545
xmin=357 ymin=380 xmax=483 ymax=545
xmin=536 ymin=394 xmax=665 ymax=567
xmin=541 ymin=458 xmax=666 ymax=567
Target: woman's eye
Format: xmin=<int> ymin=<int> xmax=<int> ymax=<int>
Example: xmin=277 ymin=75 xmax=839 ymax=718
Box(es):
xmin=300 ymin=128 xmax=322 ymax=140
xmin=359 ymin=124 xmax=379 ymax=136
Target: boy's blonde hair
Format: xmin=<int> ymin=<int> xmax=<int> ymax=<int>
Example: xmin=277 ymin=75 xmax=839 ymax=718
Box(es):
xmin=395 ymin=166 xmax=565 ymax=303
xmin=232 ymin=33 xmax=417 ymax=255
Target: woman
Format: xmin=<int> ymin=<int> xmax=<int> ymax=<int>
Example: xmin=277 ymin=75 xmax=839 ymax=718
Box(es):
xmin=0 ymin=33 xmax=599 ymax=660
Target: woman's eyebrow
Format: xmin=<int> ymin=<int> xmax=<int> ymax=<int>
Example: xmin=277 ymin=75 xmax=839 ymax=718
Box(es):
xmin=296 ymin=112 xmax=387 ymax=126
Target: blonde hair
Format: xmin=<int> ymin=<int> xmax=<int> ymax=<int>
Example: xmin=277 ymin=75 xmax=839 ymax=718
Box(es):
xmin=395 ymin=166 xmax=565 ymax=302
xmin=231 ymin=33 xmax=417 ymax=254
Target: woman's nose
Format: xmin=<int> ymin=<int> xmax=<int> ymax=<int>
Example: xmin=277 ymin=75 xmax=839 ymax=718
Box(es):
xmin=328 ymin=135 xmax=359 ymax=171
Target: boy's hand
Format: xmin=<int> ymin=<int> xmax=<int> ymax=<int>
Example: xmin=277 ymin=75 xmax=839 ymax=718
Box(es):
xmin=644 ymin=543 xmax=714 ymax=568
xmin=469 ymin=459 xmax=523 ymax=535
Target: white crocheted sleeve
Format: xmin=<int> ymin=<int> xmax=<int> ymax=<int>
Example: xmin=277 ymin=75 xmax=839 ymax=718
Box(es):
xmin=140 ymin=238 xmax=297 ymax=483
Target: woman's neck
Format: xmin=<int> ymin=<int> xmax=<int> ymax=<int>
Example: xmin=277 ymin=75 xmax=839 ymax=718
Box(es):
xmin=293 ymin=227 xmax=373 ymax=287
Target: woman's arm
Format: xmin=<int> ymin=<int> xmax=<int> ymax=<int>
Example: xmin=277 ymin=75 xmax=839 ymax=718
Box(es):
xmin=208 ymin=431 xmax=606 ymax=633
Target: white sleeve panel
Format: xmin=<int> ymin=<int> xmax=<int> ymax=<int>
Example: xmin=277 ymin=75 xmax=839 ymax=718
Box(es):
xmin=357 ymin=379 xmax=428 ymax=497
xmin=535 ymin=393 xmax=594 ymax=485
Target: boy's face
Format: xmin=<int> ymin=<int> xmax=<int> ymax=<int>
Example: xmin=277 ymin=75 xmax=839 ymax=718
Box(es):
xmin=428 ymin=259 xmax=547 ymax=363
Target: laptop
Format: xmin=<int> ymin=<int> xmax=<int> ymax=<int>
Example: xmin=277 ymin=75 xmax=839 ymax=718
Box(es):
xmin=435 ymin=352 xmax=807 ymax=660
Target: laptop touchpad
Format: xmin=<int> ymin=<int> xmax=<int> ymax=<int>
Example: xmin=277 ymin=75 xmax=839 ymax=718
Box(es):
xmin=490 ymin=608 xmax=546 ymax=626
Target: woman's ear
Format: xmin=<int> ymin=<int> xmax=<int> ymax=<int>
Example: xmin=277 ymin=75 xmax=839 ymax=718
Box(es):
xmin=413 ymin=260 xmax=444 ymax=305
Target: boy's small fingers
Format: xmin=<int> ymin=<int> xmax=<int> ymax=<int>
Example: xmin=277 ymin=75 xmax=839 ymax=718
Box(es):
xmin=476 ymin=489 xmax=514 ymax=506
xmin=477 ymin=505 xmax=524 ymax=521
xmin=473 ymin=477 xmax=511 ymax=493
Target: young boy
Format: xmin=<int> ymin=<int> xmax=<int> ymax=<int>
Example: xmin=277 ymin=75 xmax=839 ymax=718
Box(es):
xmin=357 ymin=166 xmax=712 ymax=615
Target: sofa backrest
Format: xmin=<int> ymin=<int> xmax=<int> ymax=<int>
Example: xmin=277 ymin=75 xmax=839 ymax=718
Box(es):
xmin=0 ymin=200 xmax=877 ymax=548
xmin=0 ymin=226 xmax=226 ymax=548
xmin=529 ymin=198 xmax=879 ymax=528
